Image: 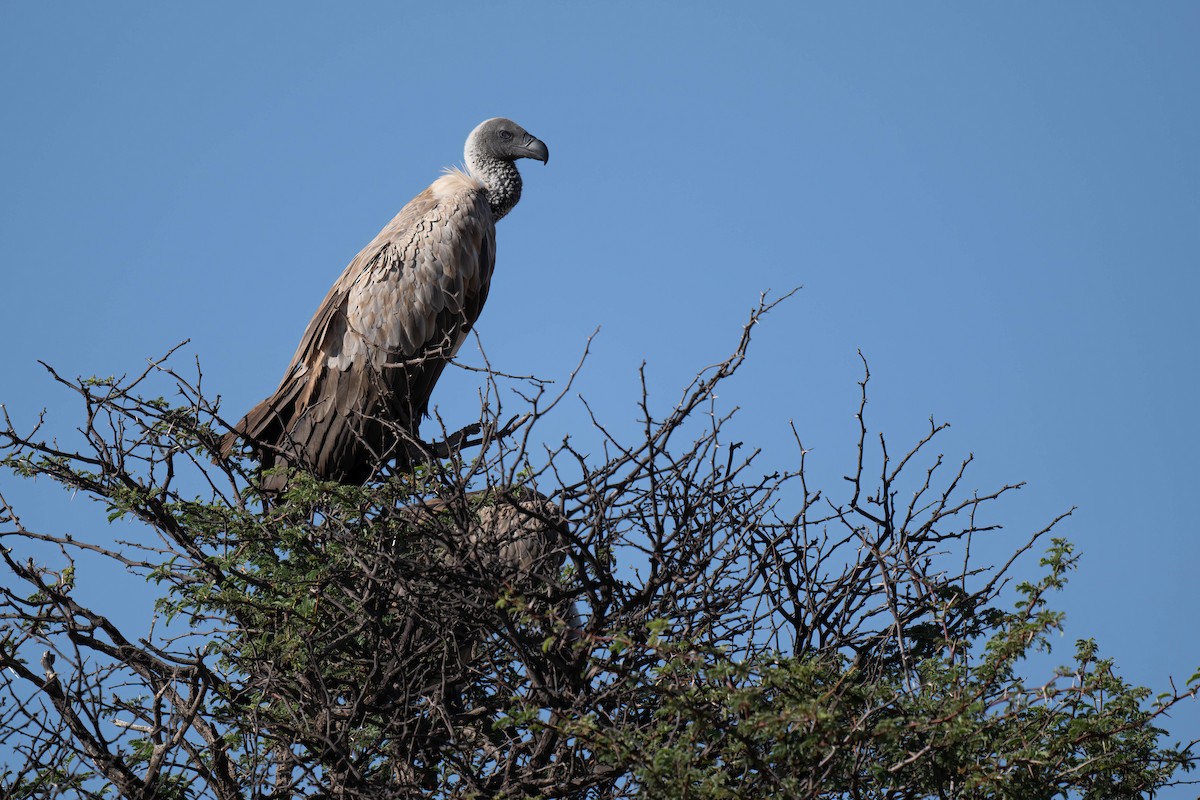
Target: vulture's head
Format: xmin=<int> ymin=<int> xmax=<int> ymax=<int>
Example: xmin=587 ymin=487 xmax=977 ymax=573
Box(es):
xmin=465 ymin=118 xmax=549 ymax=166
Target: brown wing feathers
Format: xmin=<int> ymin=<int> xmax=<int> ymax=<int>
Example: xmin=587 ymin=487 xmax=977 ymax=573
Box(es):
xmin=220 ymin=174 xmax=495 ymax=488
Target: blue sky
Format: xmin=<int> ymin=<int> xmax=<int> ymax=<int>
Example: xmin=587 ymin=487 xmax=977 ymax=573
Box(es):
xmin=2 ymin=2 xmax=1199 ymax=785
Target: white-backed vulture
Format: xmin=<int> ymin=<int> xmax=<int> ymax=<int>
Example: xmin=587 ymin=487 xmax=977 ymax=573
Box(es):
xmin=392 ymin=487 xmax=575 ymax=697
xmin=402 ymin=487 xmax=570 ymax=590
xmin=220 ymin=118 xmax=548 ymax=488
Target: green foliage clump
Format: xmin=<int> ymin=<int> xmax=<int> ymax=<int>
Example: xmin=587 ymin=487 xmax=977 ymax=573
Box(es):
xmin=585 ymin=540 xmax=1196 ymax=799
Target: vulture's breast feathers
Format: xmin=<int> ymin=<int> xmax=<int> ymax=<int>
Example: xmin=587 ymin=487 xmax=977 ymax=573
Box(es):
xmin=323 ymin=169 xmax=495 ymax=375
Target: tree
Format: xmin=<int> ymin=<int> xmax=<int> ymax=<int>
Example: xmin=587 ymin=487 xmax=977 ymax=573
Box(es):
xmin=1 ymin=295 xmax=1196 ymax=799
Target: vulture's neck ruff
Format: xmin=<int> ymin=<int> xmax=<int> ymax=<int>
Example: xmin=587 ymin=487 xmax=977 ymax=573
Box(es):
xmin=465 ymin=147 xmax=523 ymax=222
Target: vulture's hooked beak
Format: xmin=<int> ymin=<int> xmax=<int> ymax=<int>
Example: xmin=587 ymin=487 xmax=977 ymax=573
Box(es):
xmin=521 ymin=135 xmax=549 ymax=165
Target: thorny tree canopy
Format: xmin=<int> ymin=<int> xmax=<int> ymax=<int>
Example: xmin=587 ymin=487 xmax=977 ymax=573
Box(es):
xmin=0 ymin=295 xmax=1197 ymax=799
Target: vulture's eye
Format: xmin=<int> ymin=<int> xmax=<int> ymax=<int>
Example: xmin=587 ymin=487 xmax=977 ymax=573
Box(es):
xmin=499 ymin=130 xmax=514 ymax=141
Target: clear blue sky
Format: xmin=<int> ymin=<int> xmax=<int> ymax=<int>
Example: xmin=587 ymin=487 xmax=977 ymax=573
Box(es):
xmin=2 ymin=2 xmax=1198 ymax=785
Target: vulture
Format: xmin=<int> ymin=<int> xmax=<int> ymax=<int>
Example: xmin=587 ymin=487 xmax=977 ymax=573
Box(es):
xmin=220 ymin=118 xmax=549 ymax=489
xmin=392 ymin=486 xmax=577 ymax=697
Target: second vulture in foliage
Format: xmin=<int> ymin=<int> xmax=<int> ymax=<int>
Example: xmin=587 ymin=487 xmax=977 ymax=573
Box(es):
xmin=220 ymin=118 xmax=548 ymax=488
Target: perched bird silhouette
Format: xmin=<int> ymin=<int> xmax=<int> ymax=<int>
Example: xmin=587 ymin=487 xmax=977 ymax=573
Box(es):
xmin=220 ymin=119 xmax=548 ymax=489
xmin=392 ymin=486 xmax=578 ymax=699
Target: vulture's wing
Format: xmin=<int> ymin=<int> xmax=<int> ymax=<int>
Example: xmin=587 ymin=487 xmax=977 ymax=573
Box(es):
xmin=222 ymin=171 xmax=496 ymax=484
